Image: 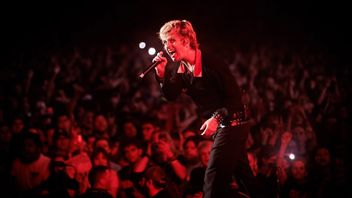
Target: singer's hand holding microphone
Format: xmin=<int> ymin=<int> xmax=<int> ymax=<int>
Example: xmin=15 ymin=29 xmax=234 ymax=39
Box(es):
xmin=139 ymin=51 xmax=167 ymax=79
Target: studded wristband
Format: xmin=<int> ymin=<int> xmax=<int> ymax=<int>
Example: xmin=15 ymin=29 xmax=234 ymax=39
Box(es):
xmin=212 ymin=112 xmax=224 ymax=124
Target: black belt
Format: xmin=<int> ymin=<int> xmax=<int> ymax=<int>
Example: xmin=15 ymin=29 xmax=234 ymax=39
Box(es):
xmin=220 ymin=119 xmax=249 ymax=128
xmin=228 ymin=119 xmax=250 ymax=127
xmin=220 ymin=110 xmax=249 ymax=127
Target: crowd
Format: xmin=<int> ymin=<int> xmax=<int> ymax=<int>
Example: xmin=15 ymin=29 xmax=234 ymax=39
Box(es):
xmin=0 ymin=37 xmax=350 ymax=197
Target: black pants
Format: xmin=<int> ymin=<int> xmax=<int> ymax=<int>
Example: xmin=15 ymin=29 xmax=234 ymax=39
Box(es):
xmin=203 ymin=123 xmax=258 ymax=198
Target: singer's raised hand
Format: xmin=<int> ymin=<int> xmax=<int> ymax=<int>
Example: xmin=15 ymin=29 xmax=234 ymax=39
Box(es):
xmin=153 ymin=51 xmax=167 ymax=78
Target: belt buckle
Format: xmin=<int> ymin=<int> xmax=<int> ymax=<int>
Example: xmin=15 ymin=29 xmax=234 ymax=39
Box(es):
xmin=230 ymin=111 xmax=244 ymax=127
xmin=230 ymin=120 xmax=241 ymax=126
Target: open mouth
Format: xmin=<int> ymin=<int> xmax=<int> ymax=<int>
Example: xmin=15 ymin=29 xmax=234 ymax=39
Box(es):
xmin=167 ymin=49 xmax=176 ymax=58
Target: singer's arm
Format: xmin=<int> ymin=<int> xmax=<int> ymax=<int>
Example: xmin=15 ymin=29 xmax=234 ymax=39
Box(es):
xmin=153 ymin=51 xmax=168 ymax=79
xmin=155 ymin=63 xmax=184 ymax=101
xmin=153 ymin=51 xmax=183 ymax=100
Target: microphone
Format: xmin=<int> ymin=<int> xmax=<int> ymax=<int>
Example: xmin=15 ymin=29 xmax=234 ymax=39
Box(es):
xmin=138 ymin=61 xmax=160 ymax=79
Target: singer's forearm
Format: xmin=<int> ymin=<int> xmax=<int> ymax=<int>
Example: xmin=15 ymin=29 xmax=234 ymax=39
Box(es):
xmin=155 ymin=67 xmax=165 ymax=79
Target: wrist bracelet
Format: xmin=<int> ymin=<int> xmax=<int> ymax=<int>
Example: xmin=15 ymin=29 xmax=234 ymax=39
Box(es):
xmin=212 ymin=112 xmax=224 ymax=124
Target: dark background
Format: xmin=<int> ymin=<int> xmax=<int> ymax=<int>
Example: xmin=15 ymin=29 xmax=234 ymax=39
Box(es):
xmin=2 ymin=0 xmax=351 ymax=69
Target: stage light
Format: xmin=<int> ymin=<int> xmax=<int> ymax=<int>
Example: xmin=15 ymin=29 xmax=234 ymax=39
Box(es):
xmin=148 ymin=47 xmax=156 ymax=55
xmin=139 ymin=42 xmax=146 ymax=49
xmin=289 ymin=153 xmax=295 ymax=160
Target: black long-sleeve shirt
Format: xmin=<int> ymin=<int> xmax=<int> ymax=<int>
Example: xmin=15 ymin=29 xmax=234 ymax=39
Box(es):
xmin=158 ymin=50 xmax=243 ymax=120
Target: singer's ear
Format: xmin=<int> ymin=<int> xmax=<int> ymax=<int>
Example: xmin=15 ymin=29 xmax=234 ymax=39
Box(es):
xmin=182 ymin=38 xmax=190 ymax=47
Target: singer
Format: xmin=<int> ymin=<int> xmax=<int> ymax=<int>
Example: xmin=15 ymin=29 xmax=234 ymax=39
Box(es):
xmin=151 ymin=20 xmax=259 ymax=198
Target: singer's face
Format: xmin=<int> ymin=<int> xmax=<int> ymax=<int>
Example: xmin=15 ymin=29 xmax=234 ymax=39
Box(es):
xmin=162 ymin=31 xmax=189 ymax=62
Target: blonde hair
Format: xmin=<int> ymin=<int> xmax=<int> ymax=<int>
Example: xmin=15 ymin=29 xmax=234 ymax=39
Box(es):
xmin=159 ymin=20 xmax=199 ymax=50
